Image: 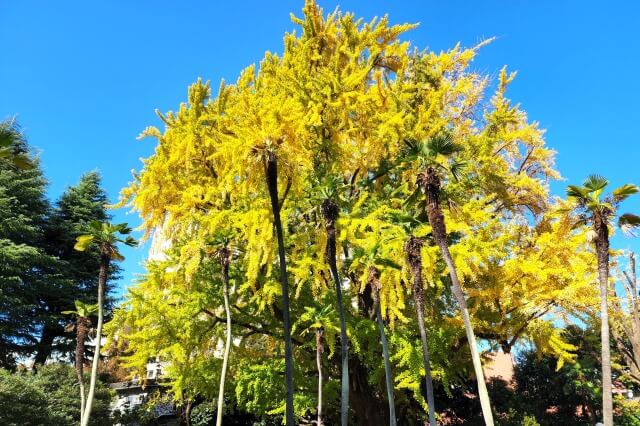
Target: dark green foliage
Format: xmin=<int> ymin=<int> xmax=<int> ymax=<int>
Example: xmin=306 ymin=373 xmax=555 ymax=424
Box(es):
xmin=36 ymin=172 xmax=117 ymax=362
xmin=486 ymin=324 xmax=639 ymax=426
xmin=0 ymin=118 xmax=116 ymax=366
xmin=0 ymin=363 xmax=112 ymax=425
xmin=47 ymin=171 xmax=111 ymax=301
xmin=0 ymin=120 xmax=59 ymax=366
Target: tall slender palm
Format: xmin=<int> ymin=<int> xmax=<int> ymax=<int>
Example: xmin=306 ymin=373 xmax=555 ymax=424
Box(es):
xmin=207 ymin=233 xmax=234 ymax=426
xmin=320 ymin=196 xmax=350 ymax=425
xmin=295 ymin=304 xmax=340 ymax=426
xmin=62 ymin=300 xmax=97 ymax=421
xmin=402 ymin=134 xmax=494 ymax=425
xmin=352 ymin=241 xmax=398 ymax=425
xmin=264 ymin=150 xmax=295 ymax=425
xmin=74 ymin=221 xmax=136 ymax=426
xmin=404 ymin=236 xmax=437 ymax=426
xmin=566 ymin=175 xmax=640 ymax=426
xmin=366 ymin=266 xmax=397 ymax=426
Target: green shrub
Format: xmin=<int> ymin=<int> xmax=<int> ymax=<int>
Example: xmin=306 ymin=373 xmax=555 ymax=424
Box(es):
xmin=0 ymin=364 xmax=112 ymax=426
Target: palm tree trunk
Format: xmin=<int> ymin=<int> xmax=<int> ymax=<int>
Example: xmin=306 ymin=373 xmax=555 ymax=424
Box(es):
xmin=595 ymin=216 xmax=613 ymax=426
xmin=321 ymin=198 xmax=349 ymax=426
xmin=419 ymin=168 xmax=494 ymax=425
xmin=405 ymin=236 xmax=437 ymax=426
xmin=316 ymin=328 xmax=324 ymax=426
xmin=376 ymin=302 xmax=397 ymax=424
xmin=216 ymin=248 xmax=232 ymax=426
xmin=265 ymin=152 xmax=295 ymax=425
xmin=76 ymin=316 xmax=89 ymax=421
xmin=81 ymin=253 xmax=108 ymax=426
xmin=367 ymin=267 xmax=396 ymax=425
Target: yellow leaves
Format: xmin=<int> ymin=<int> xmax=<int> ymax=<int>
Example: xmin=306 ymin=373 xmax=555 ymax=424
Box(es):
xmin=497 ymin=66 xmax=517 ymax=96
xmin=251 ymin=279 xmax=282 ymax=314
xmin=238 ymin=207 xmax=274 ymax=288
xmin=114 ymin=2 xmax=599 ymax=406
xmin=527 ymin=319 xmax=577 ymax=370
xmin=137 ymin=125 xmax=161 ymax=140
xmin=415 ymin=244 xmax=441 ymax=294
xmin=73 ymin=234 xmax=94 ymax=251
xmin=379 ymin=267 xmax=408 ymax=326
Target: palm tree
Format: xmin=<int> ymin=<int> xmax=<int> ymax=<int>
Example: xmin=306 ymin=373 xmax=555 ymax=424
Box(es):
xmin=366 ymin=266 xmax=397 ymax=426
xmin=319 ymin=184 xmax=350 ymax=426
xmin=74 ymin=221 xmax=136 ymax=426
xmin=404 ymin=235 xmax=437 ymax=426
xmin=566 ymin=175 xmax=640 ymax=426
xmin=207 ymin=233 xmax=235 ymax=426
xmin=62 ymin=300 xmax=97 ymax=421
xmin=264 ymin=150 xmax=295 ymax=425
xmin=352 ymin=240 xmax=398 ymax=425
xmin=295 ymin=304 xmax=340 ymax=426
xmin=402 ymin=134 xmax=494 ymax=425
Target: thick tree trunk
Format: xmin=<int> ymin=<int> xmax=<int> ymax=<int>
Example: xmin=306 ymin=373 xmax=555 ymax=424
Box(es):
xmin=322 ymin=198 xmax=350 ymax=426
xmin=419 ymin=168 xmax=494 ymax=425
xmin=349 ymin=354 xmax=387 ymax=426
xmin=76 ymin=316 xmax=90 ymax=421
xmin=405 ymin=236 xmax=437 ymax=426
xmin=34 ymin=323 xmax=60 ymax=365
xmin=316 ymin=329 xmax=324 ymax=426
xmin=595 ymin=214 xmax=613 ymax=426
xmin=81 ymin=252 xmax=108 ymax=426
xmin=265 ymin=152 xmax=295 ymax=425
xmin=350 ymin=274 xmax=387 ymax=425
xmin=368 ymin=267 xmax=397 ymax=426
xmin=34 ymin=327 xmax=54 ymax=366
xmin=217 ymin=248 xmax=232 ymax=426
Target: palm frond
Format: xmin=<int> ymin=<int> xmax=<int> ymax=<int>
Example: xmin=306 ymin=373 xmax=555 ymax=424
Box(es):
xmin=122 ymin=236 xmax=138 ymax=247
xmin=374 ymin=258 xmax=402 ymax=270
xmin=583 ymin=174 xmax=608 ymax=192
xmin=449 ymin=160 xmax=467 ymax=181
xmin=619 ymin=213 xmax=640 ymax=236
xmin=402 ymin=186 xmax=422 ymax=207
xmin=399 ymin=139 xmax=421 ymax=163
xmin=427 ymin=133 xmax=462 ymax=157
xmin=566 ymin=185 xmax=589 ymax=200
xmin=612 ymin=183 xmax=639 ymax=202
xmin=586 ymin=200 xmax=611 ymax=212
xmin=570 ymin=216 xmax=588 ymax=230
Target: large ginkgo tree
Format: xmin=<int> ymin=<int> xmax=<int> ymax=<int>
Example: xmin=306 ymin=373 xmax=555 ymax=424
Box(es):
xmin=111 ymin=1 xmax=595 ymax=424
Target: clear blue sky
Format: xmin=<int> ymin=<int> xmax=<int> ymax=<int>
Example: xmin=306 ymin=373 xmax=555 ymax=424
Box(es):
xmin=2 ymin=1 xmax=639 ymax=296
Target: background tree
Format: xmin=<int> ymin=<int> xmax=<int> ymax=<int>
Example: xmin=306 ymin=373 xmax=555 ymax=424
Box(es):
xmin=0 ymin=363 xmax=112 ymax=426
xmin=36 ymin=171 xmax=114 ymax=364
xmin=611 ymin=251 xmax=640 ymax=386
xmin=0 ymin=118 xmax=58 ymax=367
xmin=0 ymin=118 xmax=32 ymax=169
xmin=567 ymin=175 xmax=640 ymax=426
